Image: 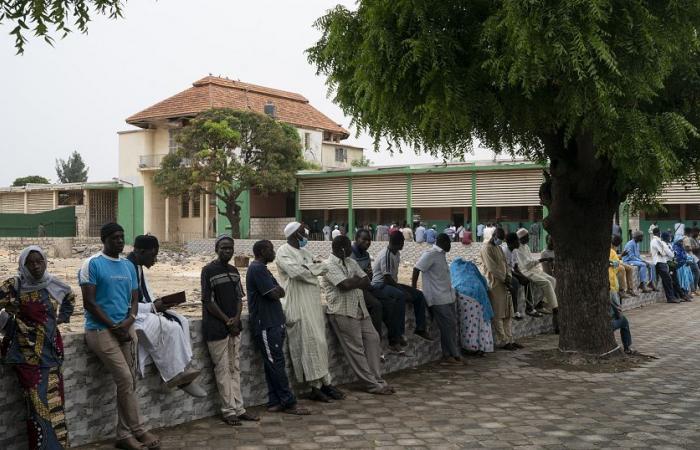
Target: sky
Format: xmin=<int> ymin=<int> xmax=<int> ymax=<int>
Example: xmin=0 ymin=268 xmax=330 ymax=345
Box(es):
xmin=0 ymin=0 xmax=496 ymax=186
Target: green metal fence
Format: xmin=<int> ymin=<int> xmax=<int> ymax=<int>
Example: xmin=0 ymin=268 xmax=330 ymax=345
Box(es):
xmin=0 ymin=207 xmax=76 ymax=237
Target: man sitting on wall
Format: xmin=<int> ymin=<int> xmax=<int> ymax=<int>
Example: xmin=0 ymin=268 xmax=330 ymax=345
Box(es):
xmin=514 ymin=228 xmax=558 ymax=316
xmin=127 ymin=235 xmax=206 ymax=397
xmin=622 ymin=231 xmax=655 ymax=293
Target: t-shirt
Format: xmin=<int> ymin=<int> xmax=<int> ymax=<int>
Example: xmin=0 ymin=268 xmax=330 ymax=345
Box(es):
xmin=200 ymin=260 xmax=244 ymax=342
xmin=425 ymin=228 xmax=437 ymax=244
xmin=415 ymin=226 xmax=426 ymax=243
xmin=350 ymin=244 xmax=371 ymax=272
xmin=414 ymin=246 xmax=454 ymax=307
xmin=609 ymin=248 xmax=620 ymax=292
xmin=79 ymin=253 xmax=138 ymax=330
xmin=371 ymin=247 xmax=400 ymax=285
xmin=246 ymin=260 xmax=285 ymax=335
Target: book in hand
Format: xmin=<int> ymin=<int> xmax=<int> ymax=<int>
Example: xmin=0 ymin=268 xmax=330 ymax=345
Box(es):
xmin=159 ymin=291 xmax=186 ymax=306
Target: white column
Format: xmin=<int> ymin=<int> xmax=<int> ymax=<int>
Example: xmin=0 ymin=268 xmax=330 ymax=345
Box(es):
xmin=23 ymin=191 xmax=28 ymax=213
xmin=52 ymin=190 xmax=58 ymax=209
xmin=165 ymin=197 xmax=170 ymax=242
xmin=83 ymin=190 xmax=90 ymax=235
xmin=204 ymin=193 xmax=210 ymax=238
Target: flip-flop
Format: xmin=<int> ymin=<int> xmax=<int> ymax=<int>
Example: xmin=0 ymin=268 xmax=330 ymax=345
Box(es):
xmin=222 ymin=415 xmax=242 ymax=426
xmin=134 ymin=431 xmax=160 ymax=449
xmin=238 ymin=412 xmax=260 ymax=422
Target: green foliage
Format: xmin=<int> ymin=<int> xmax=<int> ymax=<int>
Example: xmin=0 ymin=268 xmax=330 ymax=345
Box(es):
xmin=351 ymin=155 xmax=372 ymax=167
xmin=308 ymin=1 xmax=700 ymax=204
xmin=2 ymin=0 xmax=124 ymax=54
xmin=154 ymin=108 xmax=305 ymax=237
xmin=55 ymin=150 xmax=88 ymax=183
xmin=13 ymin=175 xmax=49 ymax=186
xmin=300 ymin=160 xmax=322 ymax=171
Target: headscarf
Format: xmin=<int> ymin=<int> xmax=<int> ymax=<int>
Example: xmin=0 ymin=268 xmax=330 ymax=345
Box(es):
xmin=16 ymin=246 xmax=72 ymax=301
xmin=450 ymin=257 xmax=494 ymax=322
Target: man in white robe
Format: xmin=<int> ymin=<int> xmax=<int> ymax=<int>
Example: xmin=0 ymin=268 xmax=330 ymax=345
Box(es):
xmin=127 ymin=235 xmax=205 ymax=397
xmin=514 ymin=228 xmax=558 ymax=314
xmin=276 ymin=222 xmax=345 ymax=403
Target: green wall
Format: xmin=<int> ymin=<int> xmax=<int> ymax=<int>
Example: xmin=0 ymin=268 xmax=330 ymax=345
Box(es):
xmin=117 ymin=186 xmax=144 ymax=244
xmin=0 ymin=207 xmax=76 ymax=237
xmin=216 ymin=191 xmax=250 ymax=238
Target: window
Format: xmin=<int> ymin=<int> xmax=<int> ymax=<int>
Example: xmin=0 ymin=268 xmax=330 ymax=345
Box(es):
xmin=323 ymin=131 xmax=331 ymax=141
xmin=192 ymin=194 xmax=201 ymax=218
xmin=168 ymin=129 xmax=181 ymax=153
xmin=181 ymin=192 xmax=190 ymax=218
xmin=58 ymin=191 xmax=84 ymax=206
xmin=304 ymin=132 xmax=311 ymax=150
xmin=335 ymin=147 xmax=347 ymax=162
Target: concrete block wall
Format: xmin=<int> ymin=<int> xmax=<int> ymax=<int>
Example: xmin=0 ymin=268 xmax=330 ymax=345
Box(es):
xmin=186 ymin=239 xmax=484 ymax=268
xmin=249 ymin=217 xmax=296 ymax=240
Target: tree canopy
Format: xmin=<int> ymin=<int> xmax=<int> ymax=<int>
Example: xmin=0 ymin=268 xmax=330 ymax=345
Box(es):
xmin=55 ymin=150 xmax=88 ymax=183
xmin=13 ymin=175 xmax=49 ymax=186
xmin=154 ymin=109 xmax=305 ymax=238
xmin=309 ymin=1 xmax=700 ymax=355
xmin=2 ymin=0 xmax=124 ymax=54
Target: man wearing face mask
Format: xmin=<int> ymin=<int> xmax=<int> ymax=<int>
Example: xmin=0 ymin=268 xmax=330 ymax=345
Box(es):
xmin=276 ymin=222 xmax=345 ymax=403
xmin=322 ymin=235 xmax=394 ymax=395
xmin=481 ymin=227 xmax=521 ymax=350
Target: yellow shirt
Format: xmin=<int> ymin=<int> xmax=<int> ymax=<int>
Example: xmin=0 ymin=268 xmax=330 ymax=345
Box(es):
xmin=609 ymin=248 xmax=620 ymax=292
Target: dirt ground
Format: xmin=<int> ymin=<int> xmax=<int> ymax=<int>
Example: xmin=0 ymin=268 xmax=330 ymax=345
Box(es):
xmin=0 ymin=247 xmax=417 ymax=335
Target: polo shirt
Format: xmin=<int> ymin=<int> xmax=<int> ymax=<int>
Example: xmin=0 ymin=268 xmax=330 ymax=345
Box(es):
xmin=321 ymin=254 xmax=368 ymax=319
xmin=246 ymin=260 xmax=285 ymax=335
xmin=200 ymin=260 xmax=244 ymax=342
xmin=371 ymin=247 xmax=400 ymax=285
xmin=79 ymin=253 xmax=138 ymax=330
xmin=414 ymin=246 xmax=454 ymax=307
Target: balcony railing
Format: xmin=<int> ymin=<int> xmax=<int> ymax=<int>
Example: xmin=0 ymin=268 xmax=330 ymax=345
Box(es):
xmin=138 ymin=154 xmax=167 ymax=170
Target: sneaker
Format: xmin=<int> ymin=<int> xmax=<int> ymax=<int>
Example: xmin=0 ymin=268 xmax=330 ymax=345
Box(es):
xmin=166 ymin=367 xmax=201 ymax=389
xmin=513 ymin=312 xmax=524 ymax=321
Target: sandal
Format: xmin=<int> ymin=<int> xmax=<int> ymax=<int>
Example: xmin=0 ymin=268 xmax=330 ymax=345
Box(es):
xmin=116 ymin=436 xmax=147 ymax=450
xmin=135 ymin=431 xmax=160 ymax=449
xmin=222 ymin=415 xmax=242 ymax=426
xmin=238 ymin=412 xmax=260 ymax=422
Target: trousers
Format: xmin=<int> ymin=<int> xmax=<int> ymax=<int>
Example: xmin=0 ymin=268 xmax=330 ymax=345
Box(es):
xmin=656 ymin=263 xmax=677 ymax=301
xmin=85 ymin=327 xmax=144 ymax=441
xmin=373 ymin=283 xmax=427 ymax=334
xmin=363 ymin=288 xmax=401 ymax=341
xmin=207 ymin=334 xmax=246 ymax=418
xmin=429 ymin=303 xmax=460 ymax=358
xmin=254 ymin=325 xmax=297 ymax=408
xmin=612 ymin=316 xmax=632 ymax=350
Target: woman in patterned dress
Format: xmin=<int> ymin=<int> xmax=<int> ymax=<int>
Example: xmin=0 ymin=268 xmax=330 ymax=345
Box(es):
xmin=0 ymin=245 xmax=75 ymax=449
xmin=450 ymin=258 xmax=494 ymax=355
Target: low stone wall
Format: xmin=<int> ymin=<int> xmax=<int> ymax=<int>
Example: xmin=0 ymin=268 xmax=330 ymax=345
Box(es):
xmin=249 ymin=217 xmax=296 ymax=240
xmin=186 ymin=238 xmax=483 ymax=268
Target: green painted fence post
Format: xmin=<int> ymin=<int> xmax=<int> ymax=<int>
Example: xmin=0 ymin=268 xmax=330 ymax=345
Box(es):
xmin=470 ymin=172 xmax=478 ymax=234
xmin=347 ymin=177 xmax=355 ymax=234
xmin=406 ymin=173 xmax=413 ymax=226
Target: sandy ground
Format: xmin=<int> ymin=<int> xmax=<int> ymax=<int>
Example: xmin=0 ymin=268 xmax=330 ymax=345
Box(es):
xmin=0 ymin=248 xmax=417 ymax=335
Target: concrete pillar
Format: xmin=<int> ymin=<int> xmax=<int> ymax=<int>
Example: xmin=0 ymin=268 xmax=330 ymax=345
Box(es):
xmin=53 ymin=191 xmax=58 ymax=209
xmin=204 ymin=193 xmax=210 ymax=238
xmin=406 ymin=174 xmax=413 ymax=227
xmin=165 ymin=197 xmax=170 ymax=242
xmin=470 ymin=172 xmax=478 ymax=234
xmin=23 ymin=191 xmax=28 ymax=214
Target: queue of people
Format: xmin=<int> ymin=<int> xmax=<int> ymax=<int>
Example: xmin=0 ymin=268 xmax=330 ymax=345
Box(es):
xmin=0 ymin=219 xmax=657 ymax=450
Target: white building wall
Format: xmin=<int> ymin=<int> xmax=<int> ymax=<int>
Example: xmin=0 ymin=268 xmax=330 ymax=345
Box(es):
xmin=118 ymin=130 xmax=154 ymax=186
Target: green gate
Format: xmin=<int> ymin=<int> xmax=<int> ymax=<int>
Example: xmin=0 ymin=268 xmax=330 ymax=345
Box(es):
xmin=0 ymin=207 xmax=76 ymax=237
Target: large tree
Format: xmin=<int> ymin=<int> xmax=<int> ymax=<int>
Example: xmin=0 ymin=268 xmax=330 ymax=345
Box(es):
xmin=309 ymin=2 xmax=700 ymax=355
xmin=13 ymin=175 xmax=49 ymax=186
xmin=154 ymin=109 xmax=305 ymax=238
xmin=55 ymin=150 xmax=88 ymax=183
xmin=1 ymin=0 xmax=124 ymax=54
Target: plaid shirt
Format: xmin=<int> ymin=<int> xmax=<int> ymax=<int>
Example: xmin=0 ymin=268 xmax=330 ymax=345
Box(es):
xmin=321 ymin=254 xmax=369 ymax=319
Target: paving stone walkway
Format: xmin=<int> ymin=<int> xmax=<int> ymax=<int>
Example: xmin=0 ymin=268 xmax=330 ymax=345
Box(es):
xmin=77 ymin=301 xmax=700 ymax=449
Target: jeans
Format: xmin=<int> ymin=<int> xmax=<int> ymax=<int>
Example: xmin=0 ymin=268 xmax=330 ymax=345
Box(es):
xmin=625 ymin=260 xmax=652 ymax=285
xmin=690 ymin=261 xmax=700 ymax=291
xmin=429 ymin=303 xmax=460 ymax=358
xmin=656 ymin=262 xmax=677 ymax=301
xmin=363 ymin=288 xmax=401 ymax=341
xmin=372 ymin=283 xmax=427 ymax=334
xmin=612 ymin=316 xmax=632 ymax=351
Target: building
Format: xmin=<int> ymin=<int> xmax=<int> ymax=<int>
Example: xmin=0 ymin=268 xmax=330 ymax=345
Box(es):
xmin=0 ymin=182 xmax=119 ymax=237
xmin=118 ymin=75 xmax=364 ymax=242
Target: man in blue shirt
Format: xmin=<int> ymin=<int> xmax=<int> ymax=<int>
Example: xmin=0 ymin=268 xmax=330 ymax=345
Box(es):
xmin=80 ymin=223 xmax=159 ymax=450
xmin=425 ymin=225 xmax=437 ymax=245
xmin=247 ymin=240 xmax=310 ymax=416
xmin=622 ymin=231 xmax=655 ymax=293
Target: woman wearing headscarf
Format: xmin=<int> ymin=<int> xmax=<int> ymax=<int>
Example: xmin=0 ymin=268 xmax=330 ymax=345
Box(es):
xmin=0 ymin=245 xmax=75 ymax=449
xmin=672 ymin=235 xmax=694 ymax=300
xmin=450 ymin=258 xmax=494 ymax=355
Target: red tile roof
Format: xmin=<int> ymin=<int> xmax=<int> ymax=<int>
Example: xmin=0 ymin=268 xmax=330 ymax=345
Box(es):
xmin=126 ymin=76 xmax=349 ymax=138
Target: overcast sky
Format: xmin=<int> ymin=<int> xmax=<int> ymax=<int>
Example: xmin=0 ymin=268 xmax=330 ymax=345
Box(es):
xmin=0 ymin=0 xmax=496 ymax=186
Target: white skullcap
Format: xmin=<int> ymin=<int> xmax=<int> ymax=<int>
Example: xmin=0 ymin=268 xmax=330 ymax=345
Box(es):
xmin=516 ymin=228 xmax=529 ymax=238
xmin=284 ymin=221 xmax=302 ymax=238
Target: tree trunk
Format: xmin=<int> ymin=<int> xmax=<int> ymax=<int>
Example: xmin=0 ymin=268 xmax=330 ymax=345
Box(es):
xmin=541 ymin=131 xmax=621 ymax=355
xmin=224 ymin=201 xmax=241 ymax=239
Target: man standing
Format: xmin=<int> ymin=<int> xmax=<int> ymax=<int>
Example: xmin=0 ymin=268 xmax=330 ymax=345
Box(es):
xmin=331 ymin=225 xmax=342 ymax=239
xmin=322 ymin=223 xmax=332 ymax=241
xmin=276 ymin=222 xmax=345 ymax=403
xmin=401 ymin=223 xmax=414 ymax=242
xmin=481 ymin=228 xmax=520 ymax=350
xmin=483 ymin=223 xmax=496 ymax=243
xmin=648 ymin=221 xmax=658 ymax=241
xmin=322 ymin=236 xmax=395 ymax=395
xmin=201 ymin=235 xmax=259 ymax=426
xmin=514 ymin=228 xmax=559 ymax=315
xmin=622 ymin=231 xmax=655 ymax=293
xmin=127 ymin=235 xmax=205 ymax=397
xmin=414 ymin=222 xmax=426 ymax=244
xmin=650 ymin=227 xmax=680 ymax=303
xmin=674 ymin=221 xmax=685 ymax=242
xmin=477 ymin=223 xmax=485 ymax=242
xmin=371 ymin=231 xmax=433 ymax=344
xmin=351 ymin=229 xmax=402 ymax=352
xmin=80 ymin=223 xmax=159 ymax=450
xmin=425 ymin=225 xmax=437 ymax=245
xmin=412 ymin=233 xmax=461 ymax=363
xmin=246 ymin=240 xmax=309 ymax=415
xmin=529 ymin=221 xmax=541 ymax=252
